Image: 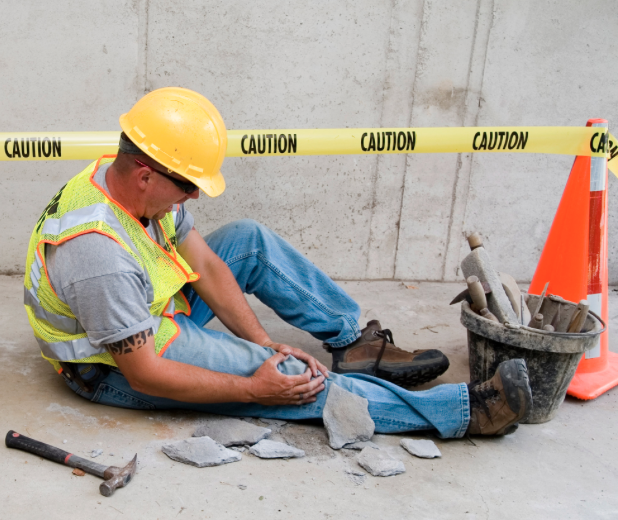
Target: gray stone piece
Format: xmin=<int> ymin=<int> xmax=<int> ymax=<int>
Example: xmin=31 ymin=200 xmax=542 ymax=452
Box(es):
xmin=461 ymin=247 xmax=519 ymax=324
xmin=343 ymin=441 xmax=380 ymax=450
xmin=323 ymin=383 xmax=375 ymax=450
xmin=249 ymin=440 xmax=305 ymax=459
xmin=162 ymin=436 xmax=242 ymax=468
xmin=193 ymin=418 xmax=271 ymax=447
xmin=90 ymin=449 xmax=103 ymax=458
xmin=259 ymin=419 xmax=287 ymax=427
xmin=400 ymin=439 xmax=442 ymax=459
xmin=357 ymin=447 xmax=405 ymax=477
xmin=345 ymin=468 xmax=367 ymax=485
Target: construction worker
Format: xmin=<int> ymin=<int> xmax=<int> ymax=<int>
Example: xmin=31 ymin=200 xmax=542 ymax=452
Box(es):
xmin=24 ymin=87 xmax=532 ymax=437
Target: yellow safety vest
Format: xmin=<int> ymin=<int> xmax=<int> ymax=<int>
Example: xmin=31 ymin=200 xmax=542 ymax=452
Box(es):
xmin=23 ymin=155 xmax=199 ymax=372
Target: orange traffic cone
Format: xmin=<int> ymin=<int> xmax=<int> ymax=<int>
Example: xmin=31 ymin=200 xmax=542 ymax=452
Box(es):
xmin=529 ymin=118 xmax=618 ymax=399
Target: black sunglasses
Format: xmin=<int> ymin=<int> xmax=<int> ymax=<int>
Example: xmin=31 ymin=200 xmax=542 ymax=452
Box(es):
xmin=135 ymin=159 xmax=199 ymax=194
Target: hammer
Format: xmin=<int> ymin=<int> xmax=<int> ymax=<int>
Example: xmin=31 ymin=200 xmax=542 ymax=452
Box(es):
xmin=5 ymin=430 xmax=137 ymax=497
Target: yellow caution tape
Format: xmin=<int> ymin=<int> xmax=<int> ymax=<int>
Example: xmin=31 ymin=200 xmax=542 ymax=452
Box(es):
xmin=1 ymin=128 xmax=617 ymax=177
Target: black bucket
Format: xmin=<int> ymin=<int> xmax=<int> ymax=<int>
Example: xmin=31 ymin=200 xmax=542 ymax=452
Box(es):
xmin=461 ymin=295 xmax=605 ymax=423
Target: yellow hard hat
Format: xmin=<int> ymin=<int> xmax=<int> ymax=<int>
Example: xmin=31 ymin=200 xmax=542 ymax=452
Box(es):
xmin=119 ymin=87 xmax=227 ymax=197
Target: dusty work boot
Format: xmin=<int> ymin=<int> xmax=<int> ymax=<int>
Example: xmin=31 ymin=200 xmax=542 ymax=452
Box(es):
xmin=467 ymin=358 xmax=533 ymax=436
xmin=323 ymin=320 xmax=450 ymax=387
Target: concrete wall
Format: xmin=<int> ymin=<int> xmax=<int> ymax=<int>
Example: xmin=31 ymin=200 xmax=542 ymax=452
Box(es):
xmin=1 ymin=0 xmax=616 ymax=282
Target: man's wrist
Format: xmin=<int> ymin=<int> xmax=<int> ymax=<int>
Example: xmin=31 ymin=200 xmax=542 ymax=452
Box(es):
xmin=240 ymin=375 xmax=257 ymax=403
xmin=260 ymin=338 xmax=278 ymax=350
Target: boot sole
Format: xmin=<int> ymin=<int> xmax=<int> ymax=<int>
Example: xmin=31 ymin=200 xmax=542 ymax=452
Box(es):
xmin=334 ymin=355 xmax=450 ymax=387
xmin=498 ymin=358 xmax=534 ymax=425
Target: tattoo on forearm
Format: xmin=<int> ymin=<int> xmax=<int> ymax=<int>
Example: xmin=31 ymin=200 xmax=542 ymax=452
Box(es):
xmin=105 ymin=329 xmax=153 ymax=355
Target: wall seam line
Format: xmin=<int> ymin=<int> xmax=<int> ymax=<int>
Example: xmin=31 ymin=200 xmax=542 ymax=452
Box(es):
xmin=441 ymin=0 xmax=484 ymax=281
xmin=364 ymin=0 xmax=397 ymax=279
xmin=393 ymin=0 xmax=428 ymax=278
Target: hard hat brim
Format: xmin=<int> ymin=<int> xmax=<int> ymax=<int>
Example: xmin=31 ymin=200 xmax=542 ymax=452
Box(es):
xmin=188 ymin=169 xmax=226 ymax=198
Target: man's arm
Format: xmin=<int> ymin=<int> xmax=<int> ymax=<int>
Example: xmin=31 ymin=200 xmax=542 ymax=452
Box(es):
xmin=105 ymin=329 xmax=325 ymax=405
xmin=177 ymin=228 xmax=329 ymax=377
xmin=177 ymin=228 xmax=271 ymax=346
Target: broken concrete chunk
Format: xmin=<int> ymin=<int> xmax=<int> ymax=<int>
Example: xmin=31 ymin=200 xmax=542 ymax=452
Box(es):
xmin=90 ymin=449 xmax=103 ymax=458
xmin=400 ymin=439 xmax=442 ymax=459
xmin=323 ymin=383 xmax=375 ymax=450
xmin=345 ymin=468 xmax=367 ymax=485
xmin=461 ymin=247 xmax=518 ymax=324
xmin=193 ymin=418 xmax=271 ymax=447
xmin=162 ymin=436 xmax=242 ymax=468
xmin=343 ymin=441 xmax=379 ymax=450
xmin=249 ymin=439 xmax=305 ymax=459
xmin=357 ymin=447 xmax=405 ymax=477
xmin=259 ymin=418 xmax=287 ymax=427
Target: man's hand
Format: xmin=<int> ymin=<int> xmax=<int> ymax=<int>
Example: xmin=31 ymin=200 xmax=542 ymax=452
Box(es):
xmin=261 ymin=341 xmax=329 ymax=378
xmin=248 ymin=352 xmax=326 ymax=406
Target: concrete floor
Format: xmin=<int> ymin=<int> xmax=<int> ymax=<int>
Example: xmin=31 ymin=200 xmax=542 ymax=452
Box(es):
xmin=1 ymin=275 xmax=617 ymax=519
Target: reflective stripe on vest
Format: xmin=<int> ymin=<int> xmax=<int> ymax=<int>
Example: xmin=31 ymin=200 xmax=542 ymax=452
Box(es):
xmin=24 ymin=286 xmax=85 ymax=335
xmin=35 ymin=316 xmax=163 ymax=362
xmin=40 ymin=202 xmax=154 ymax=303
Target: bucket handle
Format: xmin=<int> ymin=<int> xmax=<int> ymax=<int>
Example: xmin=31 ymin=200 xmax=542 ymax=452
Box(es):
xmin=586 ymin=309 xmax=607 ymax=335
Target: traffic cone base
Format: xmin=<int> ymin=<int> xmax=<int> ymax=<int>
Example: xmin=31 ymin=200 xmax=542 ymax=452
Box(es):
xmin=567 ymin=351 xmax=618 ymax=400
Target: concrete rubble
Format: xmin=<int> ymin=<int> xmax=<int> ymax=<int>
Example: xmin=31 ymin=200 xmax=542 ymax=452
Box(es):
xmin=259 ymin=419 xmax=287 ymax=427
xmin=344 ymin=468 xmax=367 ymax=485
xmin=400 ymin=439 xmax=442 ymax=459
xmin=90 ymin=449 xmax=103 ymax=458
xmin=323 ymin=383 xmax=375 ymax=449
xmin=343 ymin=440 xmax=379 ymax=450
xmin=357 ymin=447 xmax=406 ymax=477
xmin=193 ymin=417 xmax=271 ymax=447
xmin=249 ymin=439 xmax=305 ymax=459
xmin=162 ymin=436 xmax=242 ymax=468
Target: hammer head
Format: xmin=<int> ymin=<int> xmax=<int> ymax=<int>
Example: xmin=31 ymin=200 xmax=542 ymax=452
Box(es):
xmin=99 ymin=454 xmax=137 ymax=497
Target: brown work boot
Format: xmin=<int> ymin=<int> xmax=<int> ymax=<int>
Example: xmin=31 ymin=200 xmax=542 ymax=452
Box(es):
xmin=324 ymin=320 xmax=449 ymax=387
xmin=467 ymin=358 xmax=533 ymax=436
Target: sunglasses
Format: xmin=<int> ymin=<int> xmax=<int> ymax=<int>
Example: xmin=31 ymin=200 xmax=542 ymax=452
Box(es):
xmin=135 ymin=159 xmax=199 ymax=194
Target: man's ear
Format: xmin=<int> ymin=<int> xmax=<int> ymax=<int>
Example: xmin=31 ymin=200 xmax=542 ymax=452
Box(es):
xmin=134 ymin=165 xmax=153 ymax=191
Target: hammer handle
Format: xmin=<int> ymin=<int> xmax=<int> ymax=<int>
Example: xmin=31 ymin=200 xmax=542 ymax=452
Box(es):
xmin=6 ymin=430 xmax=107 ymax=478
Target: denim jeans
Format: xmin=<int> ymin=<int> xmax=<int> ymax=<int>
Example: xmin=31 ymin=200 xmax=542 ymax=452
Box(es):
xmin=66 ymin=219 xmax=470 ymax=438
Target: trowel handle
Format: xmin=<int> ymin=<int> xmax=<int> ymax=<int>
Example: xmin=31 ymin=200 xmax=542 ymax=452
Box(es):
xmin=467 ymin=232 xmax=483 ymax=250
xmin=567 ymin=300 xmax=590 ymax=333
xmin=466 ymin=276 xmax=487 ymax=312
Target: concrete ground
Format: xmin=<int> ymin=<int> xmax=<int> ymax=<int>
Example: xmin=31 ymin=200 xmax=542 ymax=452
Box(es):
xmin=1 ymin=275 xmax=617 ymax=519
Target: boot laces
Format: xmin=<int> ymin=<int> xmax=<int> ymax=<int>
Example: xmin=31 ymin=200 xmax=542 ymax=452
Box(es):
xmin=468 ymin=380 xmax=501 ymax=422
xmin=372 ymin=329 xmax=393 ymax=376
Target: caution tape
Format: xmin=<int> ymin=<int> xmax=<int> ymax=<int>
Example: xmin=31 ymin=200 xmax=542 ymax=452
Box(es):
xmin=1 ymin=127 xmax=617 ymax=177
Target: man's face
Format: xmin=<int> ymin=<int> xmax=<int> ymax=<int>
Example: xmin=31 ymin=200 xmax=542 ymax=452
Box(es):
xmin=137 ymin=159 xmax=200 ymax=220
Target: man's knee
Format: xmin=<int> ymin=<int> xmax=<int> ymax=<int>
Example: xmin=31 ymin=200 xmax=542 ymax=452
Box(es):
xmin=227 ymin=219 xmax=273 ymax=243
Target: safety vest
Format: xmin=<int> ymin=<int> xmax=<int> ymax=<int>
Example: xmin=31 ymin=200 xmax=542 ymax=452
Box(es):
xmin=24 ymin=156 xmax=199 ymax=372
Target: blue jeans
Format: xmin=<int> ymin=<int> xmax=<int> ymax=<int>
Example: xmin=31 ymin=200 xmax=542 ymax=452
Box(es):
xmin=66 ymin=219 xmax=470 ymax=438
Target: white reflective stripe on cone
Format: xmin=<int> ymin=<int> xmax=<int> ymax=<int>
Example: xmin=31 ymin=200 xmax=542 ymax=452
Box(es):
xmin=585 ymin=293 xmax=602 ymax=359
xmin=586 ymin=121 xmax=608 ymax=361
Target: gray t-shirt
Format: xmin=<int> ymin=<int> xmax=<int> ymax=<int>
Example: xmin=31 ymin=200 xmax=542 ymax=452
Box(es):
xmin=45 ymin=162 xmax=195 ymax=346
